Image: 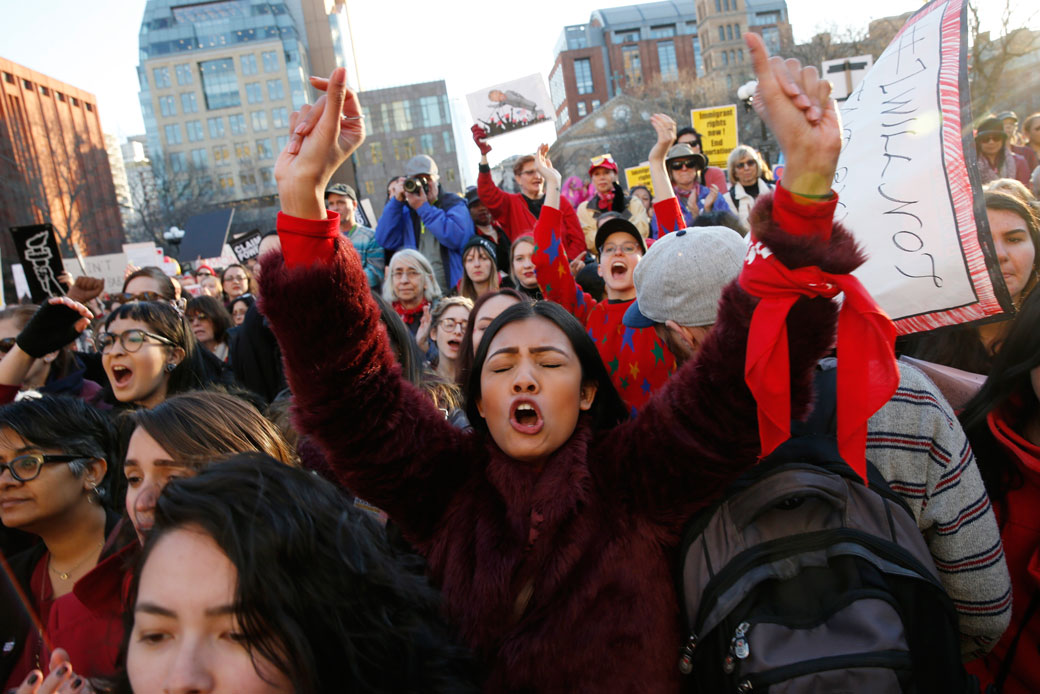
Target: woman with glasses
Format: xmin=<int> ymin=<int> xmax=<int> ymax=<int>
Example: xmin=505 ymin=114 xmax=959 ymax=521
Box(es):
xmin=382 ymin=249 xmax=442 ymax=339
xmin=0 ymin=395 xmax=130 ymax=690
xmin=220 ymin=264 xmax=256 ymax=304
xmin=425 ymin=297 xmax=472 ymax=384
xmin=725 ymin=144 xmax=775 ymax=233
xmin=112 ymin=267 xmax=176 ymax=311
xmin=975 ymin=116 xmax=1031 ymax=186
xmin=184 ymin=295 xmax=233 ymax=363
xmin=650 ymin=144 xmax=732 ymax=238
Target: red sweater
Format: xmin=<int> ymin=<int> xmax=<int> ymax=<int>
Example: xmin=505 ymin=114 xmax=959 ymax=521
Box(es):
xmin=263 ymin=190 xmax=854 ymax=693
xmin=477 ymin=168 xmax=587 ymax=260
xmin=531 ymin=204 xmax=678 ymax=415
xmin=966 ymin=405 xmax=1040 ymax=694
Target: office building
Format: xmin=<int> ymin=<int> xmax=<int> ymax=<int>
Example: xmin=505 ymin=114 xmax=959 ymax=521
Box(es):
xmin=0 ymin=57 xmax=124 ymax=293
xmin=353 ymin=80 xmax=462 ymax=218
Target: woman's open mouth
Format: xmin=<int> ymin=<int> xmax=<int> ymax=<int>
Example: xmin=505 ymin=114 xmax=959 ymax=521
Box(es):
xmin=111 ymin=364 xmax=134 ymax=388
xmin=509 ymin=399 xmax=544 ymax=434
xmin=446 ymin=338 xmax=462 ymax=353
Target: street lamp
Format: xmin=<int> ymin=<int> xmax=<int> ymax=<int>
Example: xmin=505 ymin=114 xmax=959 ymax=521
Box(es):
xmin=736 ymin=80 xmax=772 ymax=168
xmin=163 ymin=225 xmax=185 ymax=256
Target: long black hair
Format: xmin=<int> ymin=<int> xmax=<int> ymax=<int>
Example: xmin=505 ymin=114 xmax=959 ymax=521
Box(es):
xmin=465 ymin=301 xmax=629 ymax=434
xmin=116 ymin=455 xmax=477 ymax=693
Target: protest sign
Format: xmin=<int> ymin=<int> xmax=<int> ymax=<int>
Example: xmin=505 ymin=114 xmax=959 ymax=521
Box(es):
xmin=178 ymin=208 xmax=235 ymax=262
xmin=230 ymin=231 xmax=263 ymax=263
xmin=834 ymin=0 xmax=1010 ymax=334
xmin=822 ymin=55 xmax=874 ymax=101
xmin=468 ymin=74 xmax=554 ymax=139
xmin=690 ymin=105 xmax=738 ymax=168
xmin=358 ymin=199 xmax=376 ymax=228
xmin=63 ymin=253 xmax=129 ymax=295
xmin=123 ymin=242 xmax=164 ymax=269
xmin=624 ymin=165 xmax=654 ymax=196
xmin=9 ymin=224 xmax=68 ymax=302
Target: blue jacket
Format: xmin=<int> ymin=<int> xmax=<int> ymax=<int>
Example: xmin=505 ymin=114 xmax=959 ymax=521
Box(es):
xmin=649 ymin=185 xmax=732 ymax=238
xmin=375 ymin=193 xmax=473 ymax=288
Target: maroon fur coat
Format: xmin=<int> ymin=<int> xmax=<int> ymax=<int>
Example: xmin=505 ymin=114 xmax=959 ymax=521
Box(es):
xmin=260 ymin=194 xmax=863 ymax=693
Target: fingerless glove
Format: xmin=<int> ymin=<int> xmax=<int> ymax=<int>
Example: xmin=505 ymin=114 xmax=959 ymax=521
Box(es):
xmin=15 ymin=302 xmax=84 ymax=358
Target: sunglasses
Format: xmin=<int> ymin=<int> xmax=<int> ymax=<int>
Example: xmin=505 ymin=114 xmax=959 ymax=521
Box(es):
xmin=0 ymin=453 xmax=90 ymax=483
xmin=735 ymin=160 xmax=757 ymax=169
xmin=670 ymin=160 xmax=701 ymax=171
xmin=186 ymin=312 xmax=210 ymax=322
xmin=590 ymin=154 xmax=615 ymax=167
xmin=111 ymin=291 xmax=164 ymax=304
xmin=0 ymin=337 xmax=15 ymax=353
xmin=95 ymin=329 xmax=176 ymax=354
xmin=977 ymin=133 xmax=1004 ymax=144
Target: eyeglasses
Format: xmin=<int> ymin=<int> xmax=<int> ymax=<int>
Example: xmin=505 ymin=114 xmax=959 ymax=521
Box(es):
xmin=0 ymin=337 xmax=15 ymax=354
xmin=0 ymin=453 xmax=88 ymax=482
xmin=977 ymin=133 xmax=1004 ymax=144
xmin=392 ymin=269 xmax=422 ymax=280
xmin=519 ymin=169 xmax=539 ymax=177
xmin=186 ymin=312 xmax=210 ymax=323
xmin=590 ymin=154 xmax=615 ymax=167
xmin=601 ymin=242 xmax=640 ymax=256
xmin=735 ymin=160 xmax=757 ymax=169
xmin=111 ymin=291 xmax=164 ymax=304
xmin=95 ymin=329 xmax=176 ymax=354
xmin=670 ymin=160 xmax=701 ymax=171
xmin=224 ymin=275 xmax=248 ymax=283
xmin=437 ymin=318 xmax=467 ymax=332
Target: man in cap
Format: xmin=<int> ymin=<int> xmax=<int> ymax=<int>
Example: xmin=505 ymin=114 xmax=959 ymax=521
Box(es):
xmin=651 ymin=144 xmax=732 ymax=237
xmin=675 ymin=126 xmax=729 ymax=193
xmin=527 ymin=145 xmax=676 ymax=415
xmin=471 ymin=126 xmax=587 ymax=263
xmin=575 ymin=153 xmax=650 ymax=252
xmin=376 ymin=154 xmax=473 ymax=290
xmin=464 ymin=186 xmax=510 ymax=273
xmin=325 ymin=182 xmax=384 ymax=289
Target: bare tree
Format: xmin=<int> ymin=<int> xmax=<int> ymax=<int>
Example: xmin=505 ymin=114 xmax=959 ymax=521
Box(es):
xmin=968 ymin=0 xmax=1040 ymax=121
xmin=125 ymin=155 xmax=219 ymax=251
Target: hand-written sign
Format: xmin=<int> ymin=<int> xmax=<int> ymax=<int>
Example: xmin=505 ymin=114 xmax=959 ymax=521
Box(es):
xmin=230 ymin=231 xmax=263 ymax=263
xmin=9 ymin=224 xmax=67 ymax=302
xmin=62 ymin=253 xmax=129 ymax=295
xmin=624 ymin=165 xmax=654 ymax=196
xmin=690 ymin=105 xmax=738 ymax=168
xmin=834 ymin=0 xmax=1010 ymax=334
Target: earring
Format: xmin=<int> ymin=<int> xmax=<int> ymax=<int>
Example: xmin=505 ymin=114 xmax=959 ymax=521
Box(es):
xmin=165 ymin=363 xmax=177 ymax=373
xmin=88 ymin=481 xmax=101 ymax=504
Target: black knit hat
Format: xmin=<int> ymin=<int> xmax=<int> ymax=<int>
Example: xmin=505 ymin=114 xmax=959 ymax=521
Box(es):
xmin=463 ymin=235 xmax=496 ymax=264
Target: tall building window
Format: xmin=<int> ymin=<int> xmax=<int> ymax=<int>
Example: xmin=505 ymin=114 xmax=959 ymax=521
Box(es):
xmin=276 ymin=134 xmax=289 ymax=151
xmin=576 ymin=101 xmax=587 ymax=117
xmin=180 ymin=92 xmax=198 ymax=113
xmin=164 ymin=124 xmax=182 ymax=145
xmin=391 ymin=100 xmax=412 ymax=131
xmin=621 ymin=45 xmax=642 ymax=84
xmin=170 ymin=152 xmax=187 ymax=173
xmin=246 ymin=82 xmax=263 ymax=104
xmin=735 ymin=25 xmax=741 ymax=39
xmin=261 ymin=50 xmax=279 ymax=73
xmin=393 ymin=137 xmax=416 ymax=160
xmin=271 ymin=106 xmax=289 ymax=129
xmin=153 ymin=67 xmax=171 ymax=89
xmin=207 ymin=116 xmax=225 ymax=138
xmin=213 ymin=144 xmax=230 ymax=165
xmin=715 ymin=0 xmax=722 ymax=11
xmin=175 ymin=64 xmax=193 ymax=85
xmin=256 ymin=138 xmax=273 ymax=159
xmin=658 ymin=40 xmax=678 ymax=81
xmin=229 ymin=113 xmax=247 ymax=135
xmin=241 ymin=54 xmax=258 ymax=75
xmin=727 ymin=75 xmax=734 ymax=90
xmin=762 ymin=26 xmax=781 ymax=54
xmin=574 ymin=58 xmax=594 ymax=95
xmin=240 ymin=172 xmax=257 ymax=189
xmin=186 ymin=120 xmax=205 ymax=142
xmin=191 ymin=148 xmax=208 ymax=168
xmin=250 ymin=110 xmax=267 ymax=131
xmin=613 ymin=28 xmax=640 ymax=43
xmin=724 ymin=0 xmax=730 ymax=10
xmin=592 ymin=99 xmax=601 ymax=109
xmin=723 ymin=50 xmax=730 ymax=67
xmin=442 ymin=131 xmax=454 ymax=153
xmin=200 ymin=58 xmax=240 ymax=110
xmin=159 ymin=95 xmax=177 ymax=117
xmin=259 ymin=167 xmax=275 ymax=188
xmin=649 ymin=24 xmax=676 ymax=39
xmin=419 ymin=95 xmax=443 ymax=127
xmin=726 ymin=25 xmax=733 ymax=41
xmin=719 ymin=26 xmax=726 ymax=41
xmin=266 ymin=79 xmax=285 ymax=100
xmin=738 ymin=47 xmax=745 ymax=63
xmin=694 ymin=36 xmax=704 ymax=75
xmin=234 ymin=142 xmax=251 ymax=162
xmin=370 ymin=141 xmax=383 ymax=164
xmin=364 ymin=180 xmax=375 ymax=196
xmin=420 ymin=133 xmax=434 ymax=153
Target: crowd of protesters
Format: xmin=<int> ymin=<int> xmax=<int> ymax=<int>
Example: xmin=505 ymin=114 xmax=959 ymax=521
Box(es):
xmin=0 ymin=31 xmax=1039 ymax=694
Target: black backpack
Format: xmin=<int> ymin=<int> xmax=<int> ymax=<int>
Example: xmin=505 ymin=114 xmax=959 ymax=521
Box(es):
xmin=676 ymin=367 xmax=973 ymax=693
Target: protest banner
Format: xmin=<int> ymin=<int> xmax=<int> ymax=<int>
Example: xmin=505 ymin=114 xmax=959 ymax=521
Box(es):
xmin=690 ymin=105 xmax=738 ymax=168
xmin=63 ymin=253 xmax=129 ymax=295
xmin=624 ymin=165 xmax=654 ymax=196
xmin=178 ymin=208 xmax=235 ymax=262
xmin=833 ymin=0 xmax=1010 ymax=335
xmin=8 ymin=224 xmax=68 ymax=302
xmin=358 ymin=199 xmax=376 ymax=228
xmin=468 ymin=74 xmax=554 ymax=139
xmin=123 ymin=242 xmax=164 ymax=269
xmin=230 ymin=231 xmax=263 ymax=263
xmin=822 ymin=55 xmax=874 ymax=101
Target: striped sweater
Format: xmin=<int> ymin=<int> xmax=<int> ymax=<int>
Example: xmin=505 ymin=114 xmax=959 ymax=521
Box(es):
xmin=852 ymin=359 xmax=1012 ymax=659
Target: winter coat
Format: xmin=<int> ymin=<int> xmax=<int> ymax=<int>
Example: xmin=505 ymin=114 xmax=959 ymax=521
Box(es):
xmin=260 ymin=190 xmax=854 ymax=692
xmin=729 ymin=179 xmax=776 ymax=233
xmin=966 ymin=402 xmax=1040 ymax=694
xmin=375 ymin=193 xmax=474 ymax=290
xmin=344 ymin=222 xmax=385 ymax=289
xmin=576 ymin=194 xmax=650 ymax=252
xmin=650 ymin=184 xmax=733 ymax=238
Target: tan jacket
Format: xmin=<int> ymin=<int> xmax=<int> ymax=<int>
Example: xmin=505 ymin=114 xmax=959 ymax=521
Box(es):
xmin=577 ymin=195 xmax=650 ymax=252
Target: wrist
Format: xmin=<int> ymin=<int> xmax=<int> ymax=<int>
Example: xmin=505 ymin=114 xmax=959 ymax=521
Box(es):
xmin=277 ymin=183 xmax=328 ymax=220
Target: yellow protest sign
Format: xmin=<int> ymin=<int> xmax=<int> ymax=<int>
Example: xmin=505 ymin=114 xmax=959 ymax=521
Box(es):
xmin=690 ymin=104 xmax=738 ymax=168
xmin=624 ymin=165 xmax=653 ymax=196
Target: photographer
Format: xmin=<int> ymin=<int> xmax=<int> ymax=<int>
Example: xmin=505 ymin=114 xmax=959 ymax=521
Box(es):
xmin=375 ymin=154 xmax=474 ymax=290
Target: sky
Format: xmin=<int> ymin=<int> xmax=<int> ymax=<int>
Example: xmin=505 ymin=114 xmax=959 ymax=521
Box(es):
xmin=0 ymin=0 xmax=1028 ymax=163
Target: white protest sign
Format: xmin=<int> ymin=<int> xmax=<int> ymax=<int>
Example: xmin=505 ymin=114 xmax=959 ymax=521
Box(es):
xmin=835 ymin=0 xmax=1011 ymax=335
xmin=123 ymin=242 xmax=164 ymax=269
xmin=467 ymin=74 xmax=554 ymax=139
xmin=10 ymin=264 xmax=31 ymax=302
xmin=63 ymin=253 xmax=129 ymax=295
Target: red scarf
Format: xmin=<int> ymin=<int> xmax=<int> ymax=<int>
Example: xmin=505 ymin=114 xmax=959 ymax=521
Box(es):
xmin=393 ymin=299 xmax=428 ymax=327
xmin=739 ymin=242 xmax=898 ymax=484
xmin=596 ymin=190 xmax=616 ymax=211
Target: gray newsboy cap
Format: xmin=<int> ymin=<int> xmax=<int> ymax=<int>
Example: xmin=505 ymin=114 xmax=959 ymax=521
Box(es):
xmin=623 ymin=226 xmax=746 ymax=328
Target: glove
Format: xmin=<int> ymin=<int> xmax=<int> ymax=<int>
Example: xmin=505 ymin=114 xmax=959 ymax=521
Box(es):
xmin=15 ymin=302 xmax=85 ymax=358
xmin=612 ymin=182 xmax=627 ymax=213
xmin=67 ymin=276 xmax=105 ymax=304
xmin=471 ymin=125 xmax=492 ymax=155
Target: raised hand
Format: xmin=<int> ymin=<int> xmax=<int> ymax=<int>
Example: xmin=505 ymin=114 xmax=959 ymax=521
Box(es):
xmin=532 ymin=144 xmax=561 ymax=189
xmin=415 ymin=304 xmax=432 ymax=353
xmin=67 ymin=276 xmax=105 ymax=304
xmin=745 ymin=32 xmax=839 ymax=198
xmin=648 ymin=113 xmax=676 ymax=163
xmin=274 ymin=67 xmax=365 ymax=220
xmin=471 ymin=125 xmax=492 ymax=156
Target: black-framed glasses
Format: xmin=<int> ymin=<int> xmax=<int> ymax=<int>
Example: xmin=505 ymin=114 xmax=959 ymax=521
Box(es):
xmin=670 ymin=160 xmax=700 ymax=171
xmin=0 ymin=337 xmax=15 ymax=354
xmin=0 ymin=453 xmax=87 ymax=482
xmin=95 ymin=329 xmax=176 ymax=354
xmin=110 ymin=291 xmax=164 ymax=304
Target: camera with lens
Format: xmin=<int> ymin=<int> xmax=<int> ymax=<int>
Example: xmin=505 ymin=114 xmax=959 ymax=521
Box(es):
xmin=403 ymin=176 xmax=430 ymax=196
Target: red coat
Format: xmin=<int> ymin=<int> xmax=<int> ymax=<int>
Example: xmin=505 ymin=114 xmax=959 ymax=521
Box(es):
xmin=477 ymin=168 xmax=587 ymax=260
xmin=261 ymin=191 xmax=854 ymax=692
xmin=966 ymin=404 xmax=1040 ymax=694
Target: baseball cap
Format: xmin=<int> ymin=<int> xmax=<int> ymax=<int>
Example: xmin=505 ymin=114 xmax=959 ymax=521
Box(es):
xmin=588 ymin=153 xmax=618 ymax=175
xmin=464 ymin=186 xmax=481 ymax=207
xmin=594 ymin=217 xmax=647 ymax=258
xmin=404 ymin=154 xmax=438 ymax=178
xmin=665 ymin=144 xmax=708 ymax=170
xmin=325 ymin=182 xmax=357 ymax=202
xmin=623 ymin=226 xmax=746 ymax=329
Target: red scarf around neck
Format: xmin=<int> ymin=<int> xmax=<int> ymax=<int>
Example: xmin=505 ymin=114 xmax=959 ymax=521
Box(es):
xmin=393 ymin=299 xmax=428 ymax=326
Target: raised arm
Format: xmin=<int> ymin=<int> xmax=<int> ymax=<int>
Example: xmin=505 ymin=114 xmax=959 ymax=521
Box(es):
xmin=264 ymin=68 xmax=475 ymax=545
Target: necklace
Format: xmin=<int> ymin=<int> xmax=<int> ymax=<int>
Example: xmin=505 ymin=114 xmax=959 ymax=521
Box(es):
xmin=48 ymin=540 xmax=104 ymax=581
